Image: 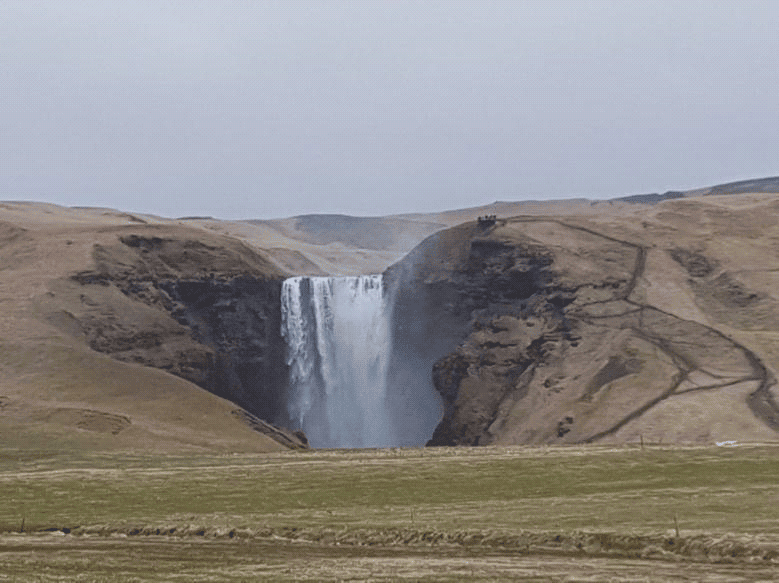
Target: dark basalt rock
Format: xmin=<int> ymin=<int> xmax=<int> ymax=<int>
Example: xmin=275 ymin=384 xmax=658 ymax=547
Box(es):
xmin=384 ymin=220 xmax=565 ymax=446
xmin=388 ymin=214 xmax=779 ymax=446
xmin=64 ymin=231 xmax=301 ymax=447
xmin=158 ymin=276 xmax=288 ymax=423
xmin=669 ymin=248 xmax=717 ymax=278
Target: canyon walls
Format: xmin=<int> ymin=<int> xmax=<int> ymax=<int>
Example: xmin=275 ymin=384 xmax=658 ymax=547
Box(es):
xmin=53 ymin=194 xmax=779 ymax=449
xmin=157 ymin=276 xmax=287 ymax=425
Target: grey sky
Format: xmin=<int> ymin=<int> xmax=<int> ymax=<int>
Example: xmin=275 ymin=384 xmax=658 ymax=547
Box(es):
xmin=2 ymin=1 xmax=778 ymax=219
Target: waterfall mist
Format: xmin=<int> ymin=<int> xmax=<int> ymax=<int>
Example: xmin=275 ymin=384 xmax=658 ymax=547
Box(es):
xmin=280 ymin=275 xmax=442 ymax=448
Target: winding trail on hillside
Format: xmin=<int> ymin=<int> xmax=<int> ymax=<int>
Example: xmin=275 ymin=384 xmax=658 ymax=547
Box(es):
xmin=533 ymin=220 xmax=779 ymax=441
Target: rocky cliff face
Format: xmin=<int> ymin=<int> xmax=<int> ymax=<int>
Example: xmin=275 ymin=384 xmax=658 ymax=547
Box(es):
xmin=156 ymin=277 xmax=287 ymax=423
xmin=54 ymin=227 xmax=305 ymax=448
xmin=41 ymin=194 xmax=779 ymax=449
xmin=387 ymin=205 xmax=779 ymax=446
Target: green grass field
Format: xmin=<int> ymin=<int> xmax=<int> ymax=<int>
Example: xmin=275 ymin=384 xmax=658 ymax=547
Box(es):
xmin=1 ymin=444 xmax=778 ymax=581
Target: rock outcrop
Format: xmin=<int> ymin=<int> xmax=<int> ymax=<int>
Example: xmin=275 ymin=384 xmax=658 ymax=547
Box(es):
xmin=8 ymin=190 xmax=779 ymax=450
xmin=49 ymin=226 xmax=305 ymax=448
xmin=387 ymin=199 xmax=779 ymax=446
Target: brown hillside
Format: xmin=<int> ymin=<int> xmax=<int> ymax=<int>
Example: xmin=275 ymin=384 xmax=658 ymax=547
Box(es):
xmin=388 ymin=193 xmax=779 ymax=445
xmin=3 ymin=185 xmax=779 ymax=451
xmin=0 ymin=204 xmax=299 ymax=453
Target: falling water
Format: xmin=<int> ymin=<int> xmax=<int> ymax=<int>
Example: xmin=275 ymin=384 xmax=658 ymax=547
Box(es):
xmin=280 ymin=275 xmax=394 ymax=448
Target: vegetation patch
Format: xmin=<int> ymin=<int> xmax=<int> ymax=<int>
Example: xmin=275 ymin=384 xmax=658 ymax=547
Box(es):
xmin=2 ymin=445 xmax=779 ymax=581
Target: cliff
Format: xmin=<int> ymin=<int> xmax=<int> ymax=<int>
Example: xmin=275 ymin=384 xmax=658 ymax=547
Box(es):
xmin=0 ymin=205 xmax=306 ymax=453
xmin=58 ymin=228 xmax=305 ymax=448
xmin=387 ymin=195 xmax=779 ymax=445
xmin=4 ymin=188 xmax=779 ymax=452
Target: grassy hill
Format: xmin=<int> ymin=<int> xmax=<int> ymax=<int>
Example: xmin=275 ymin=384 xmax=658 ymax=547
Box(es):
xmin=0 ymin=204 xmax=292 ymax=453
xmin=3 ymin=180 xmax=779 ymax=453
xmin=388 ymin=191 xmax=779 ymax=446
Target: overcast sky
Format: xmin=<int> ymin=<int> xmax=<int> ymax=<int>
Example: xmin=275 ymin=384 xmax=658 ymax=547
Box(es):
xmin=2 ymin=1 xmax=778 ymax=219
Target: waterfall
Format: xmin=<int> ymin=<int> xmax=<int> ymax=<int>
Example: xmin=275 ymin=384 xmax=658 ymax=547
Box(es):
xmin=280 ymin=275 xmax=394 ymax=448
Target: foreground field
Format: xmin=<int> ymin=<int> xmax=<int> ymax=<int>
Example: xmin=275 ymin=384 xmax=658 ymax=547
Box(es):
xmin=1 ymin=444 xmax=778 ymax=581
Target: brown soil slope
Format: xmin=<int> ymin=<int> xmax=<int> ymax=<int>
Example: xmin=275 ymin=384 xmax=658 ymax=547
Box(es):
xmin=389 ymin=193 xmax=779 ymax=445
xmin=4 ymin=183 xmax=779 ymax=451
xmin=0 ymin=203 xmax=300 ymax=453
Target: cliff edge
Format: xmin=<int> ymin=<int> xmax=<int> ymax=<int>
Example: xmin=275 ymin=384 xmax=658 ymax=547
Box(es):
xmin=387 ymin=194 xmax=779 ymax=445
xmin=0 ymin=205 xmax=305 ymax=452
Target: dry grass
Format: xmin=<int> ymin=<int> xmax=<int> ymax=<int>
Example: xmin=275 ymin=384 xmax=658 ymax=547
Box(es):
xmin=1 ymin=444 xmax=778 ymax=581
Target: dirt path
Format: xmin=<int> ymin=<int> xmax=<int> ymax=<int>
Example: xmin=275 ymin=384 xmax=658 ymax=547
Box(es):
xmin=543 ymin=220 xmax=779 ymax=441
